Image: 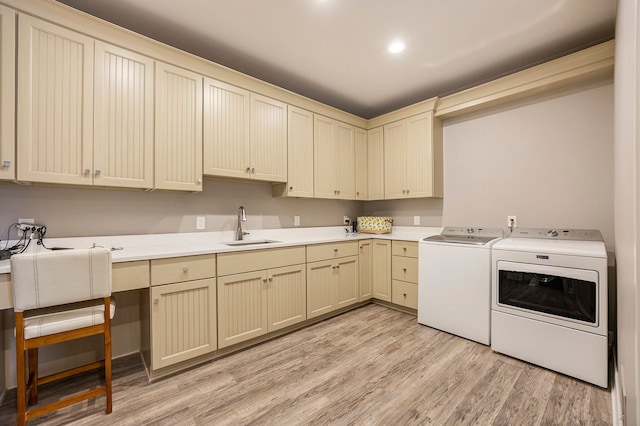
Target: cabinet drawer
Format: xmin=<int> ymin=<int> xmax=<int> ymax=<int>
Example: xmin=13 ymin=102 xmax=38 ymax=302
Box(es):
xmin=113 ymin=261 xmax=150 ymax=292
xmin=151 ymin=254 xmax=216 ymax=286
xmin=217 ymin=246 xmax=305 ymax=276
xmin=306 ymin=241 xmax=359 ymax=262
xmin=392 ymin=256 xmax=418 ymax=283
xmin=392 ymin=240 xmax=418 ymax=258
xmin=392 ymin=280 xmax=418 ymax=309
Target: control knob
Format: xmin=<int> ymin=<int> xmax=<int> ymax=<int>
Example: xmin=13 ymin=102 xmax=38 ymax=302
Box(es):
xmin=466 ymin=228 xmax=475 ymax=234
xmin=547 ymin=229 xmax=559 ymax=237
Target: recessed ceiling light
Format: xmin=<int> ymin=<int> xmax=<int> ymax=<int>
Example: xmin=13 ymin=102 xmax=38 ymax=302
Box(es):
xmin=388 ymin=41 xmax=405 ymax=54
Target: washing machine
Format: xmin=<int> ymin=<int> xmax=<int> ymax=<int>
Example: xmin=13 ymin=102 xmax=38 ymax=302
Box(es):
xmin=418 ymin=226 xmax=504 ymax=345
xmin=491 ymin=228 xmax=608 ymax=387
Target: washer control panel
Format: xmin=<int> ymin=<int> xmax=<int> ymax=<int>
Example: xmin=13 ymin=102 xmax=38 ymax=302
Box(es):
xmin=511 ymin=228 xmax=603 ymax=241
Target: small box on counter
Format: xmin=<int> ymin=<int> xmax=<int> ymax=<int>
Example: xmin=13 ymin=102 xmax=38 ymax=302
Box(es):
xmin=357 ymin=216 xmax=393 ymax=234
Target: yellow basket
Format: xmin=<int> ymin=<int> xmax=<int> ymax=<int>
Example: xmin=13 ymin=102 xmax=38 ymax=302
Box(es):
xmin=357 ymin=216 xmax=393 ymax=234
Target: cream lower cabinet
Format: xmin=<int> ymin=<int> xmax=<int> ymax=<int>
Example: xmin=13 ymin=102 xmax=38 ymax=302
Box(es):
xmin=307 ymin=241 xmax=359 ymax=318
xmin=146 ymin=254 xmax=217 ymax=371
xmin=217 ymin=247 xmax=306 ymax=349
xmin=358 ymin=239 xmax=373 ymax=301
xmin=372 ymin=239 xmax=392 ymax=301
xmin=391 ymin=240 xmax=419 ymax=309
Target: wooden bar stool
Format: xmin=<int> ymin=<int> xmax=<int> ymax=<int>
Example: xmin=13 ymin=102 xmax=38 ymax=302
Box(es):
xmin=10 ymin=248 xmax=114 ymax=425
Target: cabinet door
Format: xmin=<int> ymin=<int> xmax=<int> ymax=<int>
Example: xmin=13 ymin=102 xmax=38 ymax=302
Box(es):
xmin=203 ymin=78 xmax=250 ymax=179
xmin=355 ymin=128 xmax=368 ymax=200
xmin=0 ymin=6 xmax=15 ymax=181
xmin=358 ymin=240 xmax=373 ymax=301
xmin=285 ymin=106 xmax=314 ymax=197
xmin=155 ymin=61 xmax=203 ymax=191
xmin=307 ymin=259 xmax=336 ymax=319
xmin=334 ymin=121 xmax=355 ymax=199
xmin=17 ymin=15 xmax=94 ymax=185
xmin=336 ymin=256 xmax=358 ymax=309
xmin=250 ymin=93 xmax=287 ymax=182
xmin=367 ymin=126 xmax=384 ymax=200
xmin=267 ymin=264 xmax=306 ymax=332
xmin=313 ymin=115 xmax=336 ymax=198
xmin=383 ymin=120 xmax=407 ymax=199
xmin=217 ymin=270 xmax=268 ymax=348
xmin=372 ymin=239 xmax=392 ymax=301
xmin=94 ymin=41 xmax=154 ymax=188
xmin=406 ymin=112 xmax=434 ymax=198
xmin=150 ymin=278 xmax=217 ymax=369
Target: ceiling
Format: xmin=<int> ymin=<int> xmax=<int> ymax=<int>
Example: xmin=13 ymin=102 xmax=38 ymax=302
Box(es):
xmin=55 ymin=0 xmax=616 ymax=119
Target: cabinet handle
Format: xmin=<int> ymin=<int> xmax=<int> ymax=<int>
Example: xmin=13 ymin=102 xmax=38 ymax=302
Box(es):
xmin=268 ymin=277 xmax=273 ymax=282
xmin=336 ymin=265 xmax=340 ymax=269
xmin=183 ymin=267 xmax=189 ymax=273
xmin=403 ymin=268 xmax=407 ymax=273
xmin=406 ymin=189 xmax=410 ymax=194
xmin=403 ymin=293 xmax=407 ymax=298
xmin=153 ymin=298 xmax=159 ymax=305
xmin=289 ymin=186 xmax=293 ymax=191
xmin=1 ymin=160 xmax=10 ymax=168
xmin=263 ymin=278 xmax=268 ymax=283
xmin=403 ymin=247 xmax=407 ymax=253
xmin=251 ymin=167 xmax=256 ymax=174
xmin=84 ymin=169 xmax=91 ymax=175
xmin=246 ymin=167 xmax=251 ymax=172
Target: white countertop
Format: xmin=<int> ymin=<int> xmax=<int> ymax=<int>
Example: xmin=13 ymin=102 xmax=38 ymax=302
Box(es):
xmin=0 ymin=226 xmax=441 ymax=275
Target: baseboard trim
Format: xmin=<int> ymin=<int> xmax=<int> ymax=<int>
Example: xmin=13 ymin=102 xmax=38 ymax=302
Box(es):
xmin=611 ymin=350 xmax=625 ymax=425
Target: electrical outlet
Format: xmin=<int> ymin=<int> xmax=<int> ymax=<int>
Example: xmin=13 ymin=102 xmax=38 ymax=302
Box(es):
xmin=414 ymin=216 xmax=420 ymax=225
xmin=18 ymin=218 xmax=34 ymax=225
xmin=343 ymin=216 xmax=350 ymax=225
xmin=196 ymin=216 xmax=206 ymax=230
xmin=294 ymin=215 xmax=300 ymax=227
xmin=507 ymin=215 xmax=517 ymax=228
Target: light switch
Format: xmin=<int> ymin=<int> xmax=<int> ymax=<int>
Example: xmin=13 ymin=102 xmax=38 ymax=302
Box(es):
xmin=294 ymin=215 xmax=300 ymax=227
xmin=414 ymin=216 xmax=420 ymax=225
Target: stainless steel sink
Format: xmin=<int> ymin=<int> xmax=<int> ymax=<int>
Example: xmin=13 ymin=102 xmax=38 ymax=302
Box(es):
xmin=223 ymin=239 xmax=281 ymax=246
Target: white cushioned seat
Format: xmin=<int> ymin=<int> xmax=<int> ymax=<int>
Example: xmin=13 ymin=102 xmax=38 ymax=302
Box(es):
xmin=22 ymin=298 xmax=116 ymax=339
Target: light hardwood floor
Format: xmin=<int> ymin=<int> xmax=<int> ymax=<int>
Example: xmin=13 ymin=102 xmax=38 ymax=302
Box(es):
xmin=0 ymin=304 xmax=612 ymax=425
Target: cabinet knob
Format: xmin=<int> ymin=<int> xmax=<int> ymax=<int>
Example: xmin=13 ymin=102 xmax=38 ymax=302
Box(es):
xmin=289 ymin=186 xmax=293 ymax=191
xmin=251 ymin=167 xmax=256 ymax=174
xmin=403 ymin=268 xmax=407 ymax=273
xmin=334 ymin=248 xmax=338 ymax=252
xmin=84 ymin=169 xmax=91 ymax=175
xmin=153 ymin=298 xmax=159 ymax=305
xmin=406 ymin=189 xmax=409 ymax=194
xmin=183 ymin=267 xmax=189 ymax=273
xmin=246 ymin=167 xmax=251 ymax=172
xmin=336 ymin=265 xmax=340 ymax=269
xmin=402 ymin=189 xmax=406 ymax=194
xmin=94 ymin=169 xmax=101 ymax=176
xmin=268 ymin=277 xmax=273 ymax=282
xmin=263 ymin=278 xmax=268 ymax=283
xmin=403 ymin=293 xmax=407 ymax=298
xmin=356 ymin=192 xmax=360 ymax=196
xmin=1 ymin=160 xmax=10 ymax=168
xmin=403 ymin=247 xmax=407 ymax=252
xmin=196 ymin=178 xmax=202 ymax=184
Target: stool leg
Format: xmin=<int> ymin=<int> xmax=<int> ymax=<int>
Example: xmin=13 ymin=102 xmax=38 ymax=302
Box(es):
xmin=104 ymin=297 xmax=112 ymax=414
xmin=28 ymin=348 xmax=38 ymax=406
xmin=15 ymin=312 xmax=26 ymax=426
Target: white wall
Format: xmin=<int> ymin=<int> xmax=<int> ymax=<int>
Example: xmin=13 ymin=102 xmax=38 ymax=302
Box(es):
xmin=614 ymin=0 xmax=640 ymax=424
xmin=0 ymin=179 xmax=363 ymax=238
xmin=441 ymin=82 xmax=615 ymax=250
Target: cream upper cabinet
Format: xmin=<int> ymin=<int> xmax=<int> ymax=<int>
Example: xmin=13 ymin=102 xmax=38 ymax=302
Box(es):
xmin=372 ymin=239 xmax=392 ymax=301
xmin=367 ymin=126 xmax=385 ymax=200
xmin=155 ymin=61 xmax=203 ymax=191
xmin=355 ymin=127 xmax=368 ymax=200
xmin=0 ymin=6 xmax=15 ymax=181
xmin=250 ymin=93 xmax=287 ymax=182
xmin=203 ymin=79 xmax=250 ymax=179
xmin=273 ymin=106 xmax=314 ymax=197
xmin=17 ymin=14 xmax=94 ymax=185
xmin=314 ymin=114 xmax=355 ymax=199
xmin=384 ymin=111 xmax=443 ymax=199
xmin=94 ymin=41 xmax=154 ymax=189
xmin=203 ymin=78 xmax=286 ymax=183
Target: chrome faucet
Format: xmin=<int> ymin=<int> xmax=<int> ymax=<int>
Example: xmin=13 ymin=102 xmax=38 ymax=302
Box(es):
xmin=236 ymin=206 xmax=249 ymax=240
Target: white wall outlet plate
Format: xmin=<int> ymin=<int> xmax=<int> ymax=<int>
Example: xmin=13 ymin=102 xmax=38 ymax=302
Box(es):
xmin=507 ymin=215 xmax=517 ymax=228
xmin=294 ymin=215 xmax=300 ymax=227
xmin=18 ymin=218 xmax=34 ymax=224
xmin=343 ymin=216 xmax=350 ymax=225
xmin=196 ymin=216 xmax=206 ymax=230
xmin=414 ymin=216 xmax=420 ymax=225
